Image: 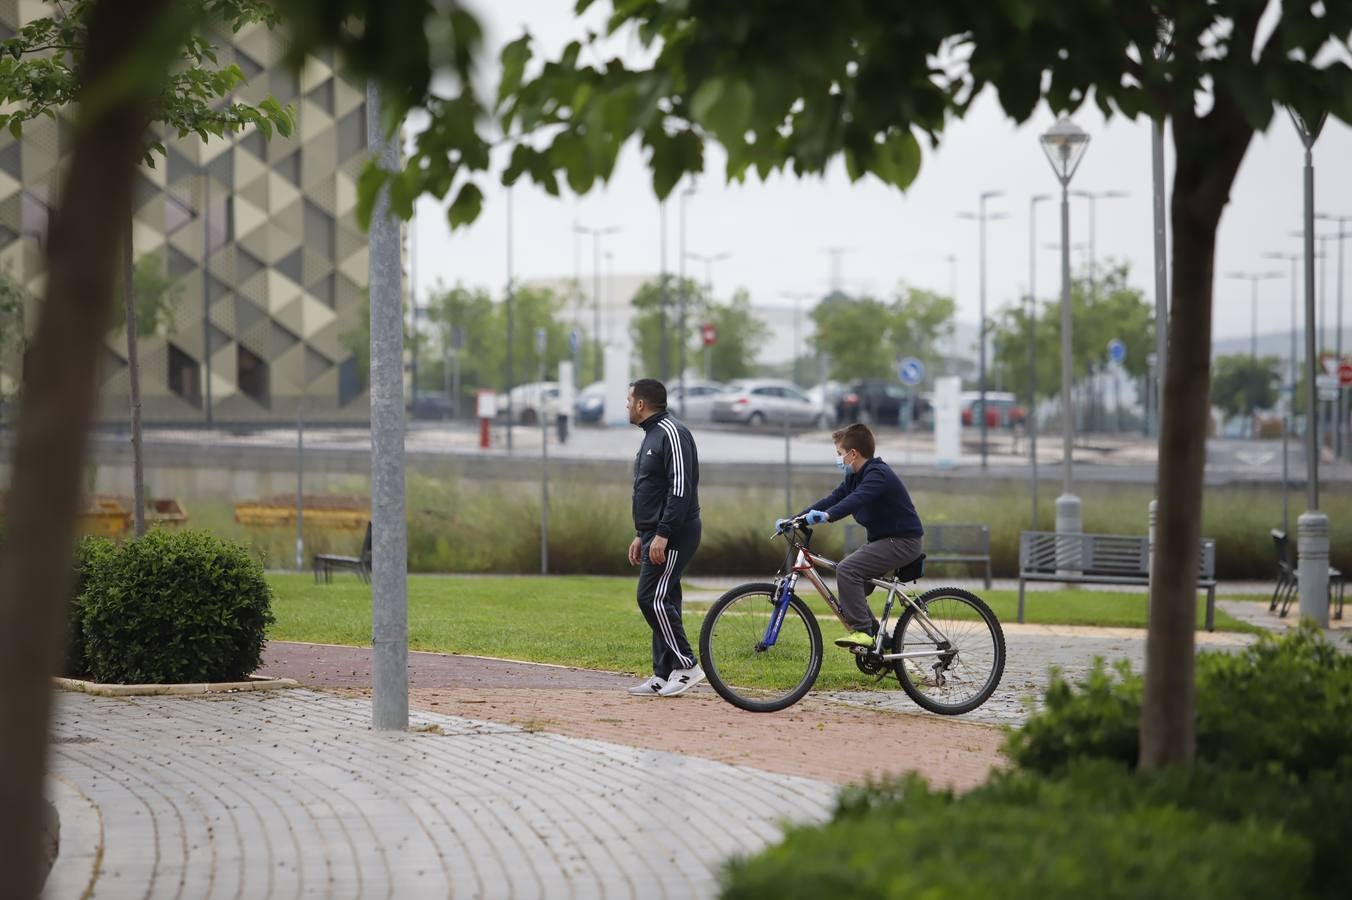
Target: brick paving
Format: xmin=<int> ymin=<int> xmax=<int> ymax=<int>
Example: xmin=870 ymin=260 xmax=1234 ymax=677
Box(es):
xmin=45 ymin=690 xmax=836 ymax=899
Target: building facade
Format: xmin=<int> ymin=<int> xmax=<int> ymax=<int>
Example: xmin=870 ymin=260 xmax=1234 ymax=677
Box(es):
xmin=0 ymin=6 xmax=373 ymax=423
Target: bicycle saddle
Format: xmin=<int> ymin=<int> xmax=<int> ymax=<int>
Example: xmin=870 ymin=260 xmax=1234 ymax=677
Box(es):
xmin=894 ymin=553 xmax=926 ymax=583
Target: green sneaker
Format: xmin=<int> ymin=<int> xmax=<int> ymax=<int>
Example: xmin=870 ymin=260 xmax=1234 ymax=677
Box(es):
xmin=834 ymin=631 xmax=876 ymax=649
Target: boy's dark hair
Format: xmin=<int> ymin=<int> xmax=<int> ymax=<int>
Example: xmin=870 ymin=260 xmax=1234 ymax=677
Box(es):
xmin=630 ymin=378 xmax=667 ymax=410
xmin=832 ymin=423 xmax=875 ymax=458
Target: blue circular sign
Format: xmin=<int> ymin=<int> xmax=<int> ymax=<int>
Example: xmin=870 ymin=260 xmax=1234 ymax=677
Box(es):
xmin=898 ymin=357 xmax=925 ymax=386
xmin=569 ymin=329 xmax=581 ymax=352
xmin=1107 ymin=338 xmax=1126 ymax=365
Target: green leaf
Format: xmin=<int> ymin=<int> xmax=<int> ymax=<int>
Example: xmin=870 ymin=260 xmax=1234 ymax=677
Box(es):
xmin=498 ymin=34 xmax=532 ymax=107
xmin=448 ymin=182 xmax=484 ymax=229
xmin=355 ymin=162 xmax=390 ymax=231
xmin=7 ymin=118 xmax=20 ymax=139
xmin=697 ymin=77 xmax=753 ymax=146
xmin=870 ymin=129 xmax=922 ymax=190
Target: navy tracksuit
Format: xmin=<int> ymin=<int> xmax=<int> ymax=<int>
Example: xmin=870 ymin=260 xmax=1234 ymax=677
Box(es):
xmin=632 ymin=411 xmax=701 ymax=678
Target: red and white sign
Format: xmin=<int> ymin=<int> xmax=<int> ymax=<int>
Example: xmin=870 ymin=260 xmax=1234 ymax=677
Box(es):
xmin=701 ymin=323 xmax=717 ymax=347
xmin=1340 ymin=362 xmax=1352 ymax=388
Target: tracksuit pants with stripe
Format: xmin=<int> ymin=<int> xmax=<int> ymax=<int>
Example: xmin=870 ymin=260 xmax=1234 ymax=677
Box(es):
xmin=637 ymin=518 xmax=701 ymax=679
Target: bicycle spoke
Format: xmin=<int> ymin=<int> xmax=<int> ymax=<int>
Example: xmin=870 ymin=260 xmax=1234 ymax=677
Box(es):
xmin=894 ymin=591 xmax=1003 ymax=714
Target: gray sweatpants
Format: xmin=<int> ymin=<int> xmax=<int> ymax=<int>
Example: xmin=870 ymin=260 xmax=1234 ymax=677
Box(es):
xmin=835 ymin=535 xmax=923 ymax=633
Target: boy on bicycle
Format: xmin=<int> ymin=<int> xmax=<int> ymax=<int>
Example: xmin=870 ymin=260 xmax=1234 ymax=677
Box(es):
xmin=780 ymin=423 xmax=924 ymax=649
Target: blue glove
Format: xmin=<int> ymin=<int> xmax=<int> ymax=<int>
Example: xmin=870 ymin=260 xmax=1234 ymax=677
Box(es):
xmin=805 ymin=510 xmax=830 ymax=525
xmin=774 ymin=517 xmax=792 ymax=532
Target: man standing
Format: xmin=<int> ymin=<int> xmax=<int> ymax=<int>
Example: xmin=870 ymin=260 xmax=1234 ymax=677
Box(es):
xmin=626 ymin=378 xmax=704 ymax=697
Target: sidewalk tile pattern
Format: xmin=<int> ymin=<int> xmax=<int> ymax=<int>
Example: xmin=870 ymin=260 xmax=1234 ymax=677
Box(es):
xmin=46 ymin=690 xmax=834 ymax=899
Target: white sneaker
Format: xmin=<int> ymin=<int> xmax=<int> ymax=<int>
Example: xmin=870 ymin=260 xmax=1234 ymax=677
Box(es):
xmin=627 ymin=675 xmax=666 ymax=696
xmin=657 ymin=667 xmax=705 ymax=696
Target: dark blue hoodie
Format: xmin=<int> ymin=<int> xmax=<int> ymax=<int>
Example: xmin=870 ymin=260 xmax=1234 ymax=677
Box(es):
xmin=801 ymin=457 xmax=923 ymax=543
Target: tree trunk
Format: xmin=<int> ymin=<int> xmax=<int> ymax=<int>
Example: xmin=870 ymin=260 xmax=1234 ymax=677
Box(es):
xmin=1139 ymin=99 xmax=1253 ymax=769
xmin=124 ymin=216 xmax=146 ymax=536
xmin=0 ymin=2 xmax=169 ymax=895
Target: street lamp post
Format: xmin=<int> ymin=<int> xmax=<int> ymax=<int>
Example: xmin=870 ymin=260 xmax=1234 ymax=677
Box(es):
xmin=677 ymin=181 xmax=696 ymax=414
xmin=958 ymin=192 xmax=1008 ymax=471
xmin=1029 ymin=194 xmax=1051 ymax=528
xmin=1315 ymin=213 xmax=1351 ymax=459
xmin=686 ymin=250 xmax=730 ymax=380
xmin=1290 ymin=108 xmax=1329 ymax=627
xmin=1225 ymin=271 xmax=1283 ymax=362
xmin=1040 ymin=116 xmax=1091 ymax=543
xmin=1265 ymin=250 xmax=1302 ymax=535
xmin=573 ymin=223 xmax=620 ymax=381
xmin=1070 ymin=189 xmax=1128 ymax=293
xmin=781 ymin=290 xmax=814 ymax=386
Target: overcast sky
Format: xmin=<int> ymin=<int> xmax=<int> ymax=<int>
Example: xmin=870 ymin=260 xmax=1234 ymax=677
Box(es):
xmin=408 ymin=2 xmax=1352 ymax=346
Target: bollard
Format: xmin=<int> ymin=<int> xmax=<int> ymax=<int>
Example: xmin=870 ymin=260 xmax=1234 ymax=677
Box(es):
xmin=1297 ymin=510 xmax=1330 ymax=627
xmin=476 ymin=389 xmax=497 ymax=450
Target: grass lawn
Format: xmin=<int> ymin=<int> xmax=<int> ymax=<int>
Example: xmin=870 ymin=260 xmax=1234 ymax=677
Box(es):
xmin=267 ymin=574 xmax=1259 ymax=693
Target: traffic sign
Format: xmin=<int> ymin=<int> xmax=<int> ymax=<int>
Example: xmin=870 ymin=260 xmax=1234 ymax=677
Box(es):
xmin=897 ymin=357 xmax=925 ymax=386
xmin=701 ymin=323 xmax=717 ymax=346
xmin=1107 ymin=338 xmax=1126 ymax=365
xmin=1317 ymin=374 xmax=1338 ymax=402
xmin=1340 ymin=362 xmax=1352 ymax=388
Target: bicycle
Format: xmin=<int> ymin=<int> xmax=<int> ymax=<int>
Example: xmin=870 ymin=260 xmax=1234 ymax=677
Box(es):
xmin=698 ymin=516 xmax=1006 ymax=714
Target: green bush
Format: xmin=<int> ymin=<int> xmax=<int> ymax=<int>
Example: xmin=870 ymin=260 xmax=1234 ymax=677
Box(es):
xmin=81 ymin=529 xmax=275 ymax=684
xmin=722 ymin=764 xmax=1311 ymax=900
xmin=1004 ymin=623 xmax=1352 ymax=778
xmin=65 ymin=535 xmax=116 ymax=678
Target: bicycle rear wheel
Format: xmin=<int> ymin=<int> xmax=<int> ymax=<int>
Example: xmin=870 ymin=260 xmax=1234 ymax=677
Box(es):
xmin=699 ymin=582 xmax=822 ymax=713
xmin=890 ymin=586 xmax=1005 ymax=715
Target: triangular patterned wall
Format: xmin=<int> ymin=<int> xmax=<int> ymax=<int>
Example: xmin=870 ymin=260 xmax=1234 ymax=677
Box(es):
xmin=0 ymin=6 xmax=373 ymax=423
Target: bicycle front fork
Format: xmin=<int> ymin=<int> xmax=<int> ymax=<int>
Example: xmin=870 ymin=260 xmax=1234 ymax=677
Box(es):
xmin=757 ymin=574 xmax=797 ymax=651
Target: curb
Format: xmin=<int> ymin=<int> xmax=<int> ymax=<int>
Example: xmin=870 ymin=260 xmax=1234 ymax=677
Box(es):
xmin=54 ymin=674 xmax=300 ymax=697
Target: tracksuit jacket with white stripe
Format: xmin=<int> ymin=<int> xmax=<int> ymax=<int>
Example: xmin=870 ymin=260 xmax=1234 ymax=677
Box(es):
xmin=632 ymin=410 xmax=700 ymax=536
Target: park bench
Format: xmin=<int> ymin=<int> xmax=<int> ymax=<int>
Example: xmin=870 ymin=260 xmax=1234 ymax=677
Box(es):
xmin=1017 ymin=530 xmax=1218 ymax=631
xmin=314 ymin=521 xmax=372 ymax=584
xmin=844 ymin=522 xmax=992 ymax=587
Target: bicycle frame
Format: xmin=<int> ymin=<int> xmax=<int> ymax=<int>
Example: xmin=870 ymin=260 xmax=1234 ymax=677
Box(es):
xmin=765 ymin=526 xmax=955 ymax=664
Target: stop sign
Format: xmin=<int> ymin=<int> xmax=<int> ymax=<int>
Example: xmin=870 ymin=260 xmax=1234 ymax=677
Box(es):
xmin=1340 ymin=362 xmax=1352 ymax=388
xmin=701 ymin=323 xmax=717 ymax=346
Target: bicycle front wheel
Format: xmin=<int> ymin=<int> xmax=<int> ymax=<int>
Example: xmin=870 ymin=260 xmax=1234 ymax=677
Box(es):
xmin=699 ymin=582 xmax=823 ymax=713
xmin=890 ymin=587 xmax=1005 ymax=715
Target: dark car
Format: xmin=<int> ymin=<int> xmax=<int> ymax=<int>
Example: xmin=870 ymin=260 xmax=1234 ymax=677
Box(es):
xmin=409 ymin=390 xmax=456 ymax=420
xmin=836 ymin=380 xmax=929 ymax=427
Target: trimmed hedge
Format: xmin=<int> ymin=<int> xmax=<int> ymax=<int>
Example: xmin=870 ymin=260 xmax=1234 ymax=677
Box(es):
xmin=65 ymin=535 xmax=116 ymax=679
xmin=723 ymin=764 xmax=1320 ymax=900
xmin=1004 ymin=623 xmax=1352 ymax=778
xmin=78 ymin=529 xmax=275 ymax=684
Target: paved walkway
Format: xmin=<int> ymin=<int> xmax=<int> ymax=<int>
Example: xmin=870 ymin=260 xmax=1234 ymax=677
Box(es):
xmin=46 ymin=690 xmax=835 ymax=899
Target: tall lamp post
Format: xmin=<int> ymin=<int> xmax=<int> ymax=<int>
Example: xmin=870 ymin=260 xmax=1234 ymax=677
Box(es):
xmin=677 ymin=180 xmax=697 ymax=413
xmin=1225 ymin=271 xmax=1282 ymax=362
xmin=1070 ymin=189 xmax=1128 ymax=292
xmin=1290 ymin=108 xmax=1329 ymax=627
xmin=1029 ymin=193 xmax=1051 ymax=527
xmin=781 ymin=290 xmax=815 ymax=386
xmin=1264 ymin=250 xmax=1302 ymax=536
xmin=1040 ymin=116 xmax=1090 ymax=540
xmin=573 ymin=223 xmax=620 ymax=380
xmin=1315 ymin=212 xmax=1351 ymax=459
xmin=686 ymin=250 xmax=730 ymax=380
xmin=958 ymin=191 xmax=1007 ymax=471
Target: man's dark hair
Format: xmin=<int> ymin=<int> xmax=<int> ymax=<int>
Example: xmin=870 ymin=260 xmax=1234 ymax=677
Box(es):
xmin=630 ymin=378 xmax=667 ymax=410
xmin=832 ymin=423 xmax=875 ymax=458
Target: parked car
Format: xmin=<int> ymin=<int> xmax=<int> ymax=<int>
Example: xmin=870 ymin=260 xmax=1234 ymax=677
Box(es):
xmin=574 ymin=381 xmax=606 ymax=424
xmin=805 ymin=381 xmax=847 ymax=427
xmin=669 ymin=380 xmax=725 ymax=422
xmin=960 ymin=391 xmax=1025 ymax=428
xmin=712 ymin=379 xmax=821 ymax=426
xmin=408 ymin=389 xmax=456 ymax=420
xmin=836 ymin=379 xmax=930 ymax=426
xmin=498 ymin=381 xmax=560 ymax=425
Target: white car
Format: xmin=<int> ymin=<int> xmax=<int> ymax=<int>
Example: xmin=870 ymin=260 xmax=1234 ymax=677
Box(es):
xmin=712 ymin=379 xmax=821 ymax=427
xmin=669 ymin=380 xmax=725 ymax=422
xmin=497 ymin=381 xmax=560 ymax=425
